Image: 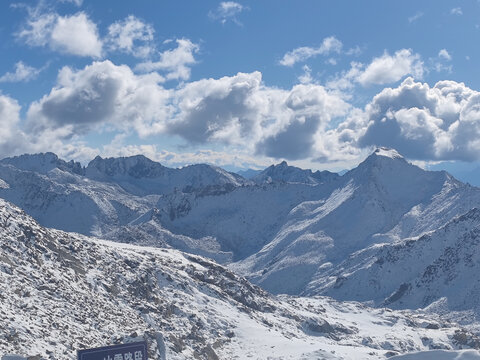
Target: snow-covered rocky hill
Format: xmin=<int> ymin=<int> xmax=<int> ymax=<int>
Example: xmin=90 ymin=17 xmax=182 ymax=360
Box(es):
xmin=1 ymin=198 xmax=479 ymax=360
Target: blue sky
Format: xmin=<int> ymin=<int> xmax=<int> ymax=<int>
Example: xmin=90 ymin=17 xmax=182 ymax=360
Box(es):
xmin=1 ymin=0 xmax=480 ymax=182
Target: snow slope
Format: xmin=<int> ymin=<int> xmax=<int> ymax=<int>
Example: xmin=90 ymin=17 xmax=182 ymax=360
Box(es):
xmin=305 ymin=208 xmax=480 ymax=318
xmin=154 ymin=182 xmax=336 ymax=260
xmin=1 ymin=198 xmax=479 ymax=360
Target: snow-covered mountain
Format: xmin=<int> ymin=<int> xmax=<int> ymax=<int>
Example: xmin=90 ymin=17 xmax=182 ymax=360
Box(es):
xmin=153 ymin=182 xmax=335 ymax=260
xmin=0 ymin=158 xmax=156 ymax=236
xmin=252 ymin=160 xmax=339 ymax=185
xmin=233 ymin=148 xmax=480 ymax=294
xmin=0 ymin=153 xmax=249 ymax=237
xmin=0 ymin=152 xmax=84 ymax=175
xmin=85 ymin=155 xmax=249 ymax=196
xmin=3 ymin=149 xmax=480 ymax=320
xmin=1 ymin=198 xmax=478 ymax=360
xmin=306 ymin=208 xmax=480 ymax=316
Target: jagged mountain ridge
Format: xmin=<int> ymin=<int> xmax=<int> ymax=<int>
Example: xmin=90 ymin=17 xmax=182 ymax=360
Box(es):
xmin=0 ymin=152 xmax=84 ymax=175
xmin=251 ymin=160 xmax=339 ymax=185
xmin=1 ymin=198 xmax=478 ymax=360
xmin=85 ymin=155 xmax=250 ymax=196
xmin=0 ymin=153 xmax=250 ymax=238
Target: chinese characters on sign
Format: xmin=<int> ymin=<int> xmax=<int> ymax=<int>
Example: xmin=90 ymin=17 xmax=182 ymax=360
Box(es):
xmin=103 ymin=350 xmax=144 ymax=360
xmin=77 ymin=341 xmax=148 ymax=360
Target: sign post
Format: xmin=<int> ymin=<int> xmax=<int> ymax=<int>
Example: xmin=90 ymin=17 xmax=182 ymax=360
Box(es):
xmin=77 ymin=341 xmax=148 ymax=360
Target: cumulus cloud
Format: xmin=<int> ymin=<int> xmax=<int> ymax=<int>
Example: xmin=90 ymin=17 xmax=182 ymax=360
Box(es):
xmin=106 ymin=15 xmax=155 ymax=58
xmin=279 ymin=36 xmax=343 ymax=67
xmin=0 ymin=94 xmax=27 ymax=155
xmin=135 ymin=39 xmax=199 ymax=81
xmin=15 ymin=58 xmax=480 ymax=166
xmin=168 ymin=72 xmax=349 ymax=160
xmin=0 ymin=61 xmax=43 ymax=83
xmin=353 ymin=77 xmax=480 ymax=161
xmin=326 ymin=49 xmax=423 ymax=91
xmin=209 ymin=1 xmax=246 ymax=25
xmin=26 ymin=60 xmax=172 ymax=141
xmin=357 ymin=49 xmax=423 ymax=86
xmin=23 ymin=60 xmax=351 ymax=162
xmin=17 ymin=10 xmax=102 ymax=57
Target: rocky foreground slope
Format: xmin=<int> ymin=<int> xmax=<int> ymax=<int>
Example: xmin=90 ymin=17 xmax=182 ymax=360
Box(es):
xmin=1 ymin=198 xmax=479 ymax=359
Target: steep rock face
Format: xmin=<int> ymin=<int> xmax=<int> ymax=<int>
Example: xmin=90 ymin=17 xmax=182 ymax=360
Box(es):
xmin=307 ymin=208 xmax=480 ymax=315
xmin=252 ymin=161 xmax=339 ymax=185
xmin=0 ymin=198 xmax=477 ymax=360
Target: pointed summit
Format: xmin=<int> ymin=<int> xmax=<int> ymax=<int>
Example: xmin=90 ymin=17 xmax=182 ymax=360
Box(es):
xmin=371 ymin=147 xmax=404 ymax=160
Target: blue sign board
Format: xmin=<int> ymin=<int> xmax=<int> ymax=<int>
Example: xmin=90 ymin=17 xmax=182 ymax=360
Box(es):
xmin=77 ymin=341 xmax=148 ymax=360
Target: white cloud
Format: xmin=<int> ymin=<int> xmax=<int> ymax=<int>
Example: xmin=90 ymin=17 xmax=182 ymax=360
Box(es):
xmin=279 ymin=36 xmax=343 ymax=66
xmin=352 ymin=77 xmax=480 ymax=161
xmin=0 ymin=94 xmax=27 ymax=156
xmin=438 ymin=49 xmax=452 ymax=61
xmin=18 ymin=10 xmax=102 ymax=57
xmin=24 ymin=60 xmax=351 ymax=162
xmin=298 ymin=65 xmax=313 ymax=84
xmin=171 ymin=72 xmax=349 ymax=160
xmin=0 ymin=61 xmax=43 ymax=83
xmin=135 ymin=39 xmax=199 ymax=81
xmin=26 ymin=60 xmax=172 ymax=141
xmin=106 ymin=15 xmax=155 ymax=58
xmin=357 ymin=49 xmax=423 ymax=86
xmin=209 ymin=1 xmax=246 ymax=25
xmin=408 ymin=11 xmax=424 ymax=23
xmin=326 ymin=49 xmax=423 ymax=91
xmin=451 ymin=7 xmax=463 ymax=15
xmin=58 ymin=0 xmax=83 ymax=6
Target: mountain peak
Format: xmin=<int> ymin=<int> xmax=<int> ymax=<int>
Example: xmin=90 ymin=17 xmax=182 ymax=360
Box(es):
xmin=0 ymin=152 xmax=84 ymax=175
xmin=86 ymin=154 xmax=165 ymax=179
xmin=252 ymin=161 xmax=338 ymax=185
xmin=372 ymin=147 xmax=404 ymax=160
